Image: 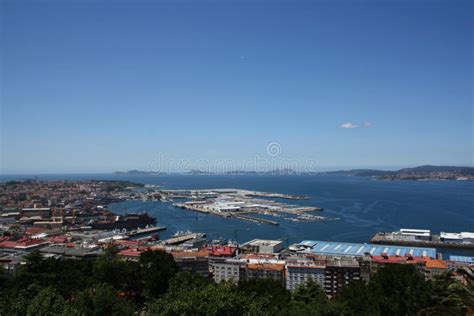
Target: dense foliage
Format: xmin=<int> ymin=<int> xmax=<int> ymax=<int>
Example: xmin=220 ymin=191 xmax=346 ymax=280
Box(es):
xmin=0 ymin=250 xmax=472 ymax=315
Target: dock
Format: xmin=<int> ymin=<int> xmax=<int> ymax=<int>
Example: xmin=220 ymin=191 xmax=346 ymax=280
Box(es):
xmin=164 ymin=188 xmax=324 ymax=225
xmin=370 ymin=233 xmax=474 ymax=250
xmin=162 ymin=233 xmax=203 ymax=245
xmin=126 ymin=226 xmax=166 ymax=238
xmin=232 ymin=214 xmax=279 ymax=225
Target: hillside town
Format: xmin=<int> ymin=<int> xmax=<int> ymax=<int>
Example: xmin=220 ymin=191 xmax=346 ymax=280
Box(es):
xmin=0 ymin=179 xmax=473 ymax=296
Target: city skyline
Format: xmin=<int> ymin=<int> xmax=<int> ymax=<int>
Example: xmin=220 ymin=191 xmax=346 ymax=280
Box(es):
xmin=1 ymin=0 xmax=473 ymax=174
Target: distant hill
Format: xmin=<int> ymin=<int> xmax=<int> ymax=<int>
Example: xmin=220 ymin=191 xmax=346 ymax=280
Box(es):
xmin=113 ymin=170 xmax=162 ymax=175
xmin=321 ymin=169 xmax=394 ymax=176
xmin=113 ymin=166 xmax=474 ymax=180
xmin=320 ymin=165 xmax=474 ymax=180
xmin=397 ymin=165 xmax=474 ymax=174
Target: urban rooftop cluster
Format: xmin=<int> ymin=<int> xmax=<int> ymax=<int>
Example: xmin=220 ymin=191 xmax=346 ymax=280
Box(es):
xmin=0 ymin=179 xmax=473 ymax=297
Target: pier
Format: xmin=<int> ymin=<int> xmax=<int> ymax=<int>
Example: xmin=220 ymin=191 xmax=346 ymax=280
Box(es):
xmin=232 ymin=214 xmax=279 ymax=225
xmin=370 ymin=233 xmax=474 ymax=250
xmin=162 ymin=233 xmax=203 ymax=245
xmin=126 ymin=226 xmax=166 ymax=238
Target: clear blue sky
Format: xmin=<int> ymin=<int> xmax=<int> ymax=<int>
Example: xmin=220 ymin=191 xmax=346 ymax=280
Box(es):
xmin=1 ymin=0 xmax=473 ymax=173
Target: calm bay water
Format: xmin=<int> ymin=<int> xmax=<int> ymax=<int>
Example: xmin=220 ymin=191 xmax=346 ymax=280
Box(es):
xmin=2 ymin=174 xmax=473 ymax=255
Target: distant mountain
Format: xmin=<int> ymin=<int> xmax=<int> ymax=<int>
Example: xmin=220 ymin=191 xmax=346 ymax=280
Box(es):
xmin=113 ymin=170 xmax=162 ymax=175
xmin=321 ymin=169 xmax=394 ymax=176
xmin=114 ymin=166 xmax=474 ymax=180
xmin=320 ymin=165 xmax=474 ymax=180
xmin=397 ymin=165 xmax=474 ymax=174
xmin=265 ymin=168 xmax=298 ymax=175
xmin=224 ymin=170 xmax=258 ymax=175
xmin=188 ymin=169 xmax=298 ymax=175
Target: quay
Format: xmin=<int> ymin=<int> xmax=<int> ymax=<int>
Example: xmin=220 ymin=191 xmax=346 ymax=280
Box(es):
xmin=232 ymin=214 xmax=279 ymax=225
xmin=371 ymin=234 xmax=474 ymax=250
xmin=165 ymin=188 xmax=323 ymax=225
xmin=160 ymin=189 xmax=310 ymax=200
xmin=162 ymin=233 xmax=204 ymax=245
xmin=126 ymin=226 xmax=167 ymax=238
xmin=371 ymin=229 xmax=474 ymax=250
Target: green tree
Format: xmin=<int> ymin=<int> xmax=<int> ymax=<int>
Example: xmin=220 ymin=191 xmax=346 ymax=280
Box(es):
xmin=292 ymin=279 xmax=327 ymax=305
xmin=365 ymin=264 xmax=432 ymax=315
xmin=280 ymin=280 xmax=349 ymax=316
xmin=73 ymin=283 xmax=137 ymax=316
xmin=139 ymin=250 xmax=178 ymax=299
xmin=419 ymin=271 xmax=474 ymax=315
xmin=0 ymin=283 xmax=42 ymax=316
xmin=26 ymin=287 xmax=75 ymax=316
xmin=238 ymin=279 xmax=291 ymax=315
xmin=166 ymin=271 xmax=211 ymax=295
xmin=336 ymin=280 xmax=377 ymax=315
xmin=148 ymin=281 xmax=247 ymax=316
xmin=93 ymin=247 xmax=143 ymax=300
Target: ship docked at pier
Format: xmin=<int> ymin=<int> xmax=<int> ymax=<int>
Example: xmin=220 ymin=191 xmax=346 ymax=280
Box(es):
xmin=90 ymin=212 xmax=157 ymax=230
xmin=371 ymin=228 xmax=474 ymax=250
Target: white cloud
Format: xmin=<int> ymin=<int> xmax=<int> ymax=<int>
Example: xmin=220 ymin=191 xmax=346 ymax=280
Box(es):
xmin=339 ymin=122 xmax=358 ymax=129
xmin=363 ymin=121 xmax=371 ymax=128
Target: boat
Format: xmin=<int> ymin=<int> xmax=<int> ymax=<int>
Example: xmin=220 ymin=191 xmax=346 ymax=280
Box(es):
xmin=90 ymin=212 xmax=157 ymax=230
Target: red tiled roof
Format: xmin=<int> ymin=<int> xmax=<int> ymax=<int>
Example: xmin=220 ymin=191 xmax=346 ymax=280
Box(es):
xmin=425 ymin=259 xmax=448 ymax=269
xmin=49 ymin=235 xmax=69 ymax=243
xmin=25 ymin=227 xmax=48 ymax=235
xmin=248 ymin=263 xmax=285 ymax=271
xmin=114 ymin=240 xmax=141 ymax=247
xmin=118 ymin=247 xmax=150 ymax=257
xmin=171 ymin=250 xmax=210 ymax=258
xmin=0 ymin=237 xmax=48 ymax=249
xmin=209 ymin=245 xmax=237 ymax=257
xmin=371 ymin=255 xmax=426 ymax=264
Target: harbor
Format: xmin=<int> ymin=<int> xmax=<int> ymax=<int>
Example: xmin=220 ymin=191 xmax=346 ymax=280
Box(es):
xmin=158 ymin=188 xmax=328 ymax=225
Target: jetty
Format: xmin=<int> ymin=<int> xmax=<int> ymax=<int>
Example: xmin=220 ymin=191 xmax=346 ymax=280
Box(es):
xmin=232 ymin=214 xmax=279 ymax=225
xmin=126 ymin=226 xmax=166 ymax=238
xmin=162 ymin=232 xmax=204 ymax=245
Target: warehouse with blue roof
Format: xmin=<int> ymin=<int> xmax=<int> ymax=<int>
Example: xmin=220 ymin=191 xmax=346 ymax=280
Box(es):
xmin=297 ymin=240 xmax=437 ymax=258
xmin=448 ymin=255 xmax=474 ymax=264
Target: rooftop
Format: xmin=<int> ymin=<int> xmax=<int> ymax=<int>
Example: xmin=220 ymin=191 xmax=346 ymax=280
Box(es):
xmin=448 ymin=255 xmax=474 ymax=264
xmin=118 ymin=247 xmax=149 ymax=257
xmin=425 ymin=258 xmax=448 ymax=269
xmin=298 ymin=240 xmax=437 ymax=258
xmin=247 ymin=263 xmax=285 ymax=271
xmin=171 ymin=250 xmax=210 ymax=259
xmin=209 ymin=245 xmax=237 ymax=257
xmin=243 ymin=239 xmax=283 ymax=247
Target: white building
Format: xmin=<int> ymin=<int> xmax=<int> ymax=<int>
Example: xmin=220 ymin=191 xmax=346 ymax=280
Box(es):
xmin=440 ymin=232 xmax=474 ymax=244
xmin=440 ymin=232 xmax=463 ymax=243
xmin=286 ymin=259 xmax=326 ymax=291
xmin=461 ymin=232 xmax=474 ymax=243
xmin=213 ymin=259 xmax=246 ymax=284
xmin=394 ymin=228 xmax=431 ymax=241
xmin=241 ymin=239 xmax=284 ymax=254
